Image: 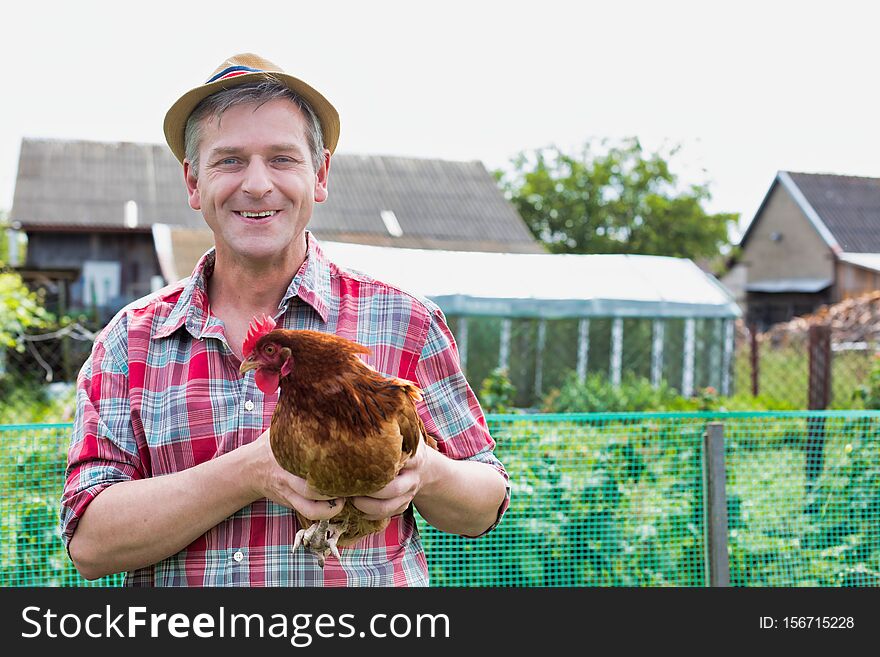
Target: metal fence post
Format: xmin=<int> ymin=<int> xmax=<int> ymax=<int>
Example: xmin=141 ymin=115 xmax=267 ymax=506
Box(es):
xmin=703 ymin=422 xmax=730 ymax=587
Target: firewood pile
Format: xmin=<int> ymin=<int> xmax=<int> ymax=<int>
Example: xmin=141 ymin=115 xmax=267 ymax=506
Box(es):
xmin=736 ymin=291 xmax=880 ymax=349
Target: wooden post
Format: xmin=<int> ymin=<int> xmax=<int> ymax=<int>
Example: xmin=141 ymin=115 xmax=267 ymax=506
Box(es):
xmin=749 ymin=322 xmax=760 ymax=397
xmin=806 ymin=324 xmax=832 ymax=492
xmin=59 ymin=276 xmax=71 ymax=380
xmin=808 ymin=324 xmax=832 ymax=411
xmin=703 ymin=422 xmax=730 ymax=587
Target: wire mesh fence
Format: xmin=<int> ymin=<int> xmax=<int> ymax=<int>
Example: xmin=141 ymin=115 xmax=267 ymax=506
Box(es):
xmin=2 ymin=412 xmax=878 ymax=587
xmin=736 ymin=322 xmax=879 ymax=409
xmin=0 ymin=322 xmax=98 ymax=385
xmin=450 ymin=316 xmax=735 ymax=409
xmin=3 ymin=317 xmax=877 ymax=412
xmin=446 ymin=316 xmax=877 ymax=410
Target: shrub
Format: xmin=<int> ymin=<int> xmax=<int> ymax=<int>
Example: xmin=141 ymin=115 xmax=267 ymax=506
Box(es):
xmin=479 ymin=368 xmax=517 ymax=413
xmin=0 ymin=272 xmax=53 ymax=351
xmin=0 ymin=380 xmax=76 ymax=425
xmin=542 ymin=371 xmax=694 ymax=413
xmin=853 ymin=354 xmax=880 ymax=410
xmin=541 ymin=370 xmax=800 ymax=413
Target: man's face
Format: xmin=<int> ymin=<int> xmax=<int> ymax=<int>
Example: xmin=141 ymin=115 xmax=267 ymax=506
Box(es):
xmin=184 ymin=98 xmax=329 ymax=265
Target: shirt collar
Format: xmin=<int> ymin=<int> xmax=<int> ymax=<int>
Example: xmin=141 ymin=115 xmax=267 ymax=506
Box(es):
xmin=279 ymin=232 xmax=332 ymax=323
xmin=152 ymin=231 xmax=332 ymax=340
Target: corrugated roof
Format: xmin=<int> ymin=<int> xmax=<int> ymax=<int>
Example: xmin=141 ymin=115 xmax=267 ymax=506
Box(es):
xmin=11 ymin=138 xmax=203 ymax=229
xmin=10 ymin=138 xmax=542 ymax=253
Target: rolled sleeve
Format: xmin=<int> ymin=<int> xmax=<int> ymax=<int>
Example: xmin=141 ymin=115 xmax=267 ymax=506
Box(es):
xmin=414 ymin=307 xmax=510 ymax=534
xmin=60 ymin=322 xmax=146 ymax=548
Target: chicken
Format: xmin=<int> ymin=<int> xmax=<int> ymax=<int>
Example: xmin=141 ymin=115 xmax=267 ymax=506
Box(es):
xmin=238 ymin=314 xmax=438 ymax=567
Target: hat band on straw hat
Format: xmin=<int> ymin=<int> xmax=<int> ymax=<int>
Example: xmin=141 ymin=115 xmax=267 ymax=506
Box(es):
xmin=206 ymin=65 xmax=266 ymax=84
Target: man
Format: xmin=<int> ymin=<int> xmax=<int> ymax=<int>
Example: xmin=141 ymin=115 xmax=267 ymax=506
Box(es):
xmin=61 ymin=53 xmax=509 ymax=586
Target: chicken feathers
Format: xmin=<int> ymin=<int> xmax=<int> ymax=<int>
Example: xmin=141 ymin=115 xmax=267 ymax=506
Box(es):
xmin=239 ymin=316 xmax=438 ymax=567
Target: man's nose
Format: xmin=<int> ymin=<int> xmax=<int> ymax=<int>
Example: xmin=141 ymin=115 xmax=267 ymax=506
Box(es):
xmin=241 ymin=159 xmax=273 ymax=198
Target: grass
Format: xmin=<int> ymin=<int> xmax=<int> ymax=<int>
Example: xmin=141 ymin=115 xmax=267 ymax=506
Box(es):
xmin=733 ymin=343 xmax=875 ymax=410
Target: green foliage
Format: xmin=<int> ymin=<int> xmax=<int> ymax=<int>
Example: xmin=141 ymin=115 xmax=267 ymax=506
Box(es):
xmin=542 ymin=371 xmax=694 ymax=413
xmin=1 ymin=211 xmax=54 ymax=379
xmin=541 ymin=370 xmax=800 ymax=414
xmin=0 ymin=212 xmax=26 ymax=267
xmin=0 ymin=425 xmax=122 ymax=586
xmin=717 ymin=393 xmax=798 ymax=411
xmin=852 ymin=355 xmax=880 ymax=410
xmin=496 ymin=138 xmax=738 ymax=263
xmin=3 ymin=414 xmax=879 ymax=588
xmin=419 ymin=417 xmax=708 ymax=586
xmin=726 ymin=416 xmax=880 ymax=586
xmin=0 ymin=380 xmax=76 ymax=425
xmin=478 ymin=367 xmax=517 ymax=413
xmin=0 ymin=272 xmax=53 ymax=350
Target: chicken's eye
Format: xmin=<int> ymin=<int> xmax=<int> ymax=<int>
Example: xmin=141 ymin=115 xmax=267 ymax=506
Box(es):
xmin=265 ymin=345 xmax=276 ymax=355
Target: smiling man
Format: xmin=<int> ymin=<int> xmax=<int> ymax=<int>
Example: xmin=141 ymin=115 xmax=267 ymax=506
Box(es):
xmin=60 ymin=54 xmax=509 ymax=587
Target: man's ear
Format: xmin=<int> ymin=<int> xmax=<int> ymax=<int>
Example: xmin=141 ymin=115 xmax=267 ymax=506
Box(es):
xmin=183 ymin=160 xmax=201 ymax=210
xmin=314 ymin=149 xmax=331 ymax=203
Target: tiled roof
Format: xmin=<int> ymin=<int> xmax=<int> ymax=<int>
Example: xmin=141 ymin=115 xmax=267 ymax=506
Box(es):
xmin=785 ymin=172 xmax=880 ymax=253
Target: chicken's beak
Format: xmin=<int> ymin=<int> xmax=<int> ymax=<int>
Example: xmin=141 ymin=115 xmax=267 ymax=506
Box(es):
xmin=239 ymin=359 xmax=259 ymax=374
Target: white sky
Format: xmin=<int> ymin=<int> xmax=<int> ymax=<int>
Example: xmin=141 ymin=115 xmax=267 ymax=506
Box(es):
xmin=2 ymin=0 xmax=879 ymax=241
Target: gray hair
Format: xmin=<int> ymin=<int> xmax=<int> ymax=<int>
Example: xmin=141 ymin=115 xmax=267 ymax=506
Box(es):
xmin=184 ymin=79 xmax=325 ymax=179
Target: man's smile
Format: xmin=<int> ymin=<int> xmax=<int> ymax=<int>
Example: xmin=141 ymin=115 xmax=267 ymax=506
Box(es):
xmin=236 ymin=210 xmax=278 ymax=218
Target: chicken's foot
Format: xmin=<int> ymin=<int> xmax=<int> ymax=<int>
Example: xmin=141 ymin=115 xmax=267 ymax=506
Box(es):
xmin=293 ymin=519 xmax=347 ymax=568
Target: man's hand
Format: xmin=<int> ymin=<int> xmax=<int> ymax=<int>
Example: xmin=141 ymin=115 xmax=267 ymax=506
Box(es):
xmin=350 ymin=437 xmax=438 ymax=520
xmin=247 ymin=429 xmax=344 ymax=521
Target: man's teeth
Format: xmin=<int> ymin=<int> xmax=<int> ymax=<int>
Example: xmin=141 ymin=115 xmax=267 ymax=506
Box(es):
xmin=239 ymin=211 xmax=277 ymax=218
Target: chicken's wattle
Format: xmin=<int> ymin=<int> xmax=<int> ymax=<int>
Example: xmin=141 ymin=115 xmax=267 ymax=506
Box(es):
xmin=255 ymin=368 xmax=280 ymax=394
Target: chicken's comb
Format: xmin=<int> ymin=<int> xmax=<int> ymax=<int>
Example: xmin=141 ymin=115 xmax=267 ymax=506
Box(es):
xmin=242 ymin=313 xmax=277 ymax=358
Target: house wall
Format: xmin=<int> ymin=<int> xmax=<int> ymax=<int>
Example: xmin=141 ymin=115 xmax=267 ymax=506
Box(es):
xmin=25 ymin=231 xmax=161 ymax=308
xmin=836 ymin=262 xmax=880 ymax=300
xmin=742 ymin=184 xmax=834 ymax=284
xmin=740 ymin=184 xmax=838 ymax=329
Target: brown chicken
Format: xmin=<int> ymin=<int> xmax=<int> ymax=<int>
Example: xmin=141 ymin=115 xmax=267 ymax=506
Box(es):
xmin=238 ymin=314 xmax=437 ymax=567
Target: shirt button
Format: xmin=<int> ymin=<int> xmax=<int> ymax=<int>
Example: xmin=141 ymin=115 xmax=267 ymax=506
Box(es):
xmin=233 ymin=550 xmax=244 ymax=562
xmin=244 ymin=400 xmax=255 ymax=412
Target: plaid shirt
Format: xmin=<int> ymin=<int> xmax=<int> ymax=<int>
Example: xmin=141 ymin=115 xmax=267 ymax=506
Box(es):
xmin=61 ymin=233 xmax=509 ymax=587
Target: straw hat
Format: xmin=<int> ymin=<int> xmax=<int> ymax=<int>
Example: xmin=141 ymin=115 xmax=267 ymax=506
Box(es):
xmin=163 ymin=53 xmax=340 ymax=163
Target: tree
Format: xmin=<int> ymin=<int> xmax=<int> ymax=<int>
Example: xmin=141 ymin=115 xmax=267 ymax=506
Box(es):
xmin=0 ymin=209 xmax=51 ymax=352
xmin=496 ymin=138 xmax=738 ymax=263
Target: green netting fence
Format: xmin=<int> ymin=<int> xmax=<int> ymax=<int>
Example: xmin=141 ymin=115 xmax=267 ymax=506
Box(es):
xmin=2 ymin=412 xmax=879 ymax=587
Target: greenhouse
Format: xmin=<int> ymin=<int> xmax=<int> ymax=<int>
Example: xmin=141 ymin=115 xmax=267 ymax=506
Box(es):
xmin=320 ymin=241 xmax=742 ymax=408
